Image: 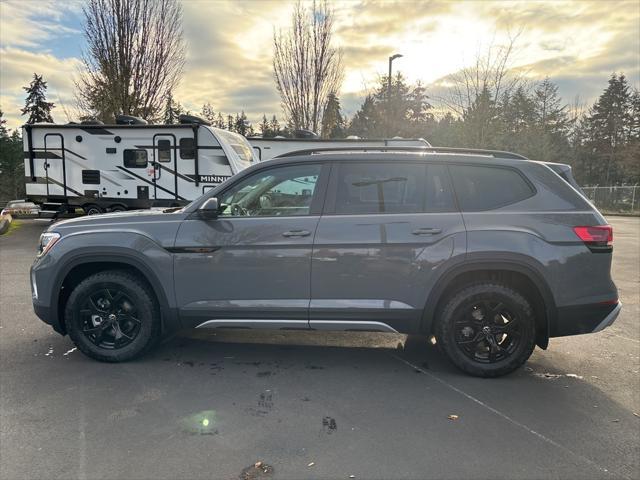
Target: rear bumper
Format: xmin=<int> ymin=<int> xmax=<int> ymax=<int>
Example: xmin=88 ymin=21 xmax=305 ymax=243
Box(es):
xmin=551 ymin=301 xmax=621 ymax=337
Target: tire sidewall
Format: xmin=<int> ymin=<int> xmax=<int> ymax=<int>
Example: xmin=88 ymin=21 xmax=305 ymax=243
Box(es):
xmin=65 ymin=273 xmax=157 ymax=362
xmin=437 ymin=284 xmax=536 ymax=377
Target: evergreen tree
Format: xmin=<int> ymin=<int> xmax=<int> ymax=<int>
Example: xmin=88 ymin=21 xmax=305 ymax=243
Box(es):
xmin=21 ymin=73 xmax=55 ymax=124
xmin=201 ymin=102 xmax=216 ymax=124
xmin=216 ymin=112 xmax=225 ymax=129
xmin=584 ymin=74 xmax=633 ymax=183
xmin=269 ymin=115 xmax=282 ymax=137
xmin=0 ymin=109 xmax=7 ymax=137
xmin=226 ymin=115 xmax=234 ymax=132
xmin=532 ymin=78 xmax=570 ymax=161
xmin=347 ymin=95 xmax=382 ymax=138
xmin=259 ymin=114 xmax=271 ymax=137
xmin=321 ymin=93 xmax=345 ymax=139
xmin=163 ymin=93 xmax=187 ymax=124
xmin=461 ymin=86 xmax=497 ymax=148
xmin=0 ymin=129 xmax=26 ymax=200
xmin=234 ymin=111 xmax=249 ymax=136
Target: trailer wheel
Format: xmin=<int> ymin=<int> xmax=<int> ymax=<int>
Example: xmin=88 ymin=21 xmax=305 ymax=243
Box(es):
xmin=83 ymin=204 xmax=103 ymax=216
xmin=109 ymin=204 xmax=127 ymax=213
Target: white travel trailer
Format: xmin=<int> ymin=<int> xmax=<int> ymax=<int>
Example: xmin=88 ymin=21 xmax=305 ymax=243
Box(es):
xmin=23 ymin=115 xmax=256 ymax=214
xmin=249 ymin=136 xmax=431 ymax=161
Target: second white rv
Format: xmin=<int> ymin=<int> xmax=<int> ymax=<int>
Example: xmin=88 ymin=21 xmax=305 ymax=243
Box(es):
xmin=249 ymin=136 xmax=431 ymax=161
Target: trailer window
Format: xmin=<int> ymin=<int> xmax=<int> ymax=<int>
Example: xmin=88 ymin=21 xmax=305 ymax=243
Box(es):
xmin=180 ymin=138 xmax=195 ymax=159
xmin=157 ymin=140 xmax=171 ymax=162
xmin=123 ymin=149 xmax=148 ymax=168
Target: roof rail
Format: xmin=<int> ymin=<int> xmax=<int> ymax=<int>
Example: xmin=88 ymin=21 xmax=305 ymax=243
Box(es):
xmin=274 ymin=146 xmax=528 ymax=160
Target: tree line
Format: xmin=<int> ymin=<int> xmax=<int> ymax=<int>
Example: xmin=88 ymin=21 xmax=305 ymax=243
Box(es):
xmin=1 ymin=0 xmax=638 ymax=203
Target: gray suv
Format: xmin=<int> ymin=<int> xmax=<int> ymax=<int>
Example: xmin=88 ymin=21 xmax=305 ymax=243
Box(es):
xmin=31 ymin=150 xmax=621 ymax=377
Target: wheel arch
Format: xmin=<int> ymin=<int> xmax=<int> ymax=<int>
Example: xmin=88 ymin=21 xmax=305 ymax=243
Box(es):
xmin=53 ymin=254 xmax=177 ymax=335
xmin=422 ymin=259 xmax=556 ymax=349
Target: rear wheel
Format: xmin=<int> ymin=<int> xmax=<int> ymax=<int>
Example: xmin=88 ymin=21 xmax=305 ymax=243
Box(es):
xmin=109 ymin=204 xmax=126 ymax=212
xmin=83 ymin=204 xmax=102 ymax=216
xmin=436 ymin=283 xmax=536 ymax=377
xmin=65 ymin=271 xmax=160 ymax=362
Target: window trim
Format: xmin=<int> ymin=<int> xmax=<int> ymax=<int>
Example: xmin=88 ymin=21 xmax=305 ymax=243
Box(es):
xmin=447 ymin=163 xmax=537 ymax=212
xmin=123 ymin=149 xmax=148 ymax=169
xmin=212 ymin=162 xmax=330 ymax=219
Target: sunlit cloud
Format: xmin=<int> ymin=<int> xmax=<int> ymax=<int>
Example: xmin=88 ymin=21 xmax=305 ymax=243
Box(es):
xmin=0 ymin=0 xmax=638 ymax=131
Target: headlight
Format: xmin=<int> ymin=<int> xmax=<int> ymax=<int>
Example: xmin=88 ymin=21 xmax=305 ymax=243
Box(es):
xmin=37 ymin=232 xmax=61 ymax=257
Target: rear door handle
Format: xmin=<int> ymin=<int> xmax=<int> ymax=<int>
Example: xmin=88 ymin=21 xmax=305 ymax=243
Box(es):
xmin=412 ymin=227 xmax=442 ymax=235
xmin=282 ymin=230 xmax=311 ymax=238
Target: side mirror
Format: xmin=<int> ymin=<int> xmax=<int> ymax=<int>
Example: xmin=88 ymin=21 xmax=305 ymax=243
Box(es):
xmin=199 ymin=197 xmax=219 ymax=219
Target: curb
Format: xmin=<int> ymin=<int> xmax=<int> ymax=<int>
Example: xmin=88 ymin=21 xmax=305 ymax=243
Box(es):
xmin=0 ymin=214 xmax=13 ymax=235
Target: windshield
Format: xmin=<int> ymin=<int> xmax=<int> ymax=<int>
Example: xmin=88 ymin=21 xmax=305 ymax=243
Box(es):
xmin=215 ymin=129 xmax=255 ymax=169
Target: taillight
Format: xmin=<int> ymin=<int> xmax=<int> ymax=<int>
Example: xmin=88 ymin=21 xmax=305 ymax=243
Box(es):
xmin=573 ymin=225 xmax=613 ymax=252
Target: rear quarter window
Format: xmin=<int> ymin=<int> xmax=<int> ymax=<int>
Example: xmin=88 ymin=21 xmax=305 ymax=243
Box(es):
xmin=449 ymin=164 xmax=535 ymax=211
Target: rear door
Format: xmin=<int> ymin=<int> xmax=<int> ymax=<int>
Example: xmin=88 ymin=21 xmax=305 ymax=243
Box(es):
xmin=309 ymin=161 xmax=466 ymax=333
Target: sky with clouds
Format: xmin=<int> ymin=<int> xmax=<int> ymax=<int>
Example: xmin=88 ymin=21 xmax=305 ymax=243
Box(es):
xmin=0 ymin=0 xmax=638 ymax=131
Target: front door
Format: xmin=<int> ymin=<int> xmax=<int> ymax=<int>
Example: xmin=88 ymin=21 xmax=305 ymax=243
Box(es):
xmin=174 ymin=162 xmax=328 ymax=329
xmin=310 ymin=161 xmax=466 ymax=333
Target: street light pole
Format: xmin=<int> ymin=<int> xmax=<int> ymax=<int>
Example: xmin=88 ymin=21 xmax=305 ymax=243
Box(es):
xmin=387 ymin=53 xmax=402 ymax=136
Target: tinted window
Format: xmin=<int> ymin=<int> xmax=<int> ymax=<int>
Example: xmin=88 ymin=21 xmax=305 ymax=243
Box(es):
xmin=157 ymin=139 xmax=171 ymax=162
xmin=425 ymin=164 xmax=456 ymax=212
xmin=334 ymin=162 xmax=424 ymax=214
xmin=179 ymin=138 xmax=195 ymax=159
xmin=450 ymin=165 xmax=534 ymax=211
xmin=123 ymin=149 xmax=148 ymax=168
xmin=219 ymin=164 xmax=322 ymax=217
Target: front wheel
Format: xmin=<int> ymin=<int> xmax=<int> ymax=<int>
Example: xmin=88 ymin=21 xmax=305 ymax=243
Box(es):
xmin=65 ymin=271 xmax=160 ymax=362
xmin=436 ymin=283 xmax=536 ymax=377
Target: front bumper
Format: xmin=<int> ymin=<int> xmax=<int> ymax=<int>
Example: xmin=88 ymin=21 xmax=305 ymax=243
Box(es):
xmin=551 ymin=301 xmax=622 ymax=337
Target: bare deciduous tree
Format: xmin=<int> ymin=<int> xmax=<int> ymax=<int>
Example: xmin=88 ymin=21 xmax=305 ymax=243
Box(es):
xmin=76 ymin=0 xmax=185 ymax=122
xmin=437 ymin=32 xmax=525 ymax=117
xmin=273 ymin=0 xmax=343 ymax=133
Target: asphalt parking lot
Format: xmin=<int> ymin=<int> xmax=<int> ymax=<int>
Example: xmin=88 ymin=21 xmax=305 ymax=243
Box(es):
xmin=1 ymin=217 xmax=638 ymax=480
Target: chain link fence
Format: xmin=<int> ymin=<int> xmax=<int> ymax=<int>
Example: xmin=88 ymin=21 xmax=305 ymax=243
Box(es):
xmin=582 ymin=185 xmax=639 ymax=215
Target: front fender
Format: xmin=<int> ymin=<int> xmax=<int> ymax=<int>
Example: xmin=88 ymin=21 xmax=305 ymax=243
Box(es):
xmin=33 ymin=231 xmax=178 ymax=333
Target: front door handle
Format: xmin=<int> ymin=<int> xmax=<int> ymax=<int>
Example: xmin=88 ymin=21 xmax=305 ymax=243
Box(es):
xmin=282 ymin=230 xmax=311 ymax=238
xmin=412 ymin=227 xmax=442 ymax=235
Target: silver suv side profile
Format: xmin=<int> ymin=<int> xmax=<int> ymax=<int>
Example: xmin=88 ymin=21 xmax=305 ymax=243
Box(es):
xmin=31 ymin=150 xmax=620 ymax=377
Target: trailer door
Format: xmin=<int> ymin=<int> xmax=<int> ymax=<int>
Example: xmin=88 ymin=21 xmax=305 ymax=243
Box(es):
xmin=152 ymin=134 xmax=181 ymax=203
xmin=43 ymin=134 xmax=66 ymax=197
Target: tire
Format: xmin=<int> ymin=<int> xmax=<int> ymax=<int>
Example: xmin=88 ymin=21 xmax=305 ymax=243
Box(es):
xmin=109 ymin=204 xmax=126 ymax=212
xmin=83 ymin=204 xmax=102 ymax=216
xmin=65 ymin=270 xmax=161 ymax=362
xmin=435 ymin=283 xmax=536 ymax=378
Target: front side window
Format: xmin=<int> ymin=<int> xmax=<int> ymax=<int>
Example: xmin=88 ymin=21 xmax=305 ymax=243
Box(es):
xmin=157 ymin=139 xmax=171 ymax=162
xmin=123 ymin=149 xmax=148 ymax=168
xmin=333 ymin=162 xmax=424 ymax=214
xmin=449 ymin=164 xmax=535 ymax=211
xmin=218 ymin=164 xmax=322 ymax=217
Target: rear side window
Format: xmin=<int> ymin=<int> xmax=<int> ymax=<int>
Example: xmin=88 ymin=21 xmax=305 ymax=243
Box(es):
xmin=333 ymin=162 xmax=424 ymax=214
xmin=449 ymin=165 xmax=534 ymax=211
xmin=123 ymin=149 xmax=148 ymax=168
